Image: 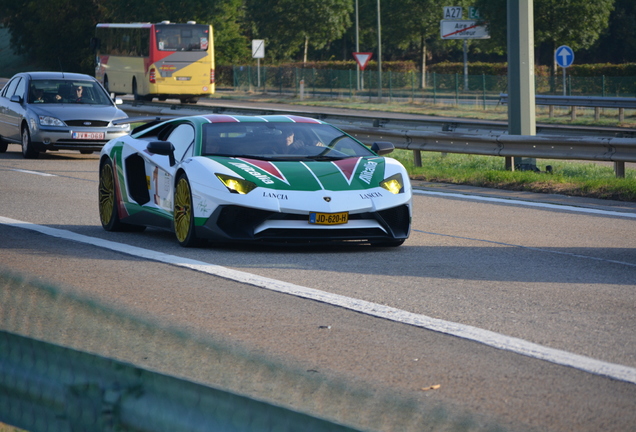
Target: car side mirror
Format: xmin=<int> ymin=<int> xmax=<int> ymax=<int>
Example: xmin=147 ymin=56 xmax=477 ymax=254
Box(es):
xmin=147 ymin=141 xmax=176 ymax=166
xmin=10 ymin=95 xmax=23 ymax=104
xmin=371 ymin=141 xmax=394 ymax=155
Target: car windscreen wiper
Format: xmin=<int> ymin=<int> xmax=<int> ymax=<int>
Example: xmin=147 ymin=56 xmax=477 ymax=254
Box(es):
xmin=303 ymin=154 xmax=348 ymax=161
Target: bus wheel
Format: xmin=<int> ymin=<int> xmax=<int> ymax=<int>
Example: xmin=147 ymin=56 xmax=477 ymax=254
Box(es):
xmin=180 ymin=97 xmax=199 ymax=104
xmin=132 ymin=79 xmax=142 ymax=101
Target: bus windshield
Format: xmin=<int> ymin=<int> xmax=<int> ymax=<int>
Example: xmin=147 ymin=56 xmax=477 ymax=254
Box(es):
xmin=156 ymin=25 xmax=210 ymax=51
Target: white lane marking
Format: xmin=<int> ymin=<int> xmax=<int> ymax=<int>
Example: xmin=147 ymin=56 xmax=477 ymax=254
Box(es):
xmin=414 ymin=189 xmax=636 ymax=219
xmin=1 ymin=215 xmax=635 ymax=385
xmin=10 ymin=169 xmax=57 ymax=177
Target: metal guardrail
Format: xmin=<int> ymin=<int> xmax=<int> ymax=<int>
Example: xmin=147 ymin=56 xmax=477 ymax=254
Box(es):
xmin=344 ymin=126 xmax=636 ymax=177
xmin=499 ymin=94 xmax=636 ymax=122
xmin=499 ymin=94 xmax=636 ymax=109
xmin=0 ymin=330 xmax=360 ymax=432
xmin=123 ymin=101 xmax=636 ymax=177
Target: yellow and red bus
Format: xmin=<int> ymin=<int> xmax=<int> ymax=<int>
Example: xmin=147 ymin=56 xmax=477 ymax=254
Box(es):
xmin=94 ymin=21 xmax=214 ymax=103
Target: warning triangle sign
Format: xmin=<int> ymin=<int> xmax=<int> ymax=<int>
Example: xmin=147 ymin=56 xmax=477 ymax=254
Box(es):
xmin=352 ymin=52 xmax=373 ymax=70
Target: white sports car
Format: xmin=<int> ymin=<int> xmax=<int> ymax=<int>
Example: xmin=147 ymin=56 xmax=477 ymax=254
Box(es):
xmin=98 ymin=114 xmax=412 ymax=247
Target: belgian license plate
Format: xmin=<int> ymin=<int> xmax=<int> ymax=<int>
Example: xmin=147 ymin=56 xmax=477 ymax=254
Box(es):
xmin=72 ymin=132 xmax=104 ymax=140
xmin=176 ymin=76 xmax=191 ymax=81
xmin=309 ymin=212 xmax=349 ymax=225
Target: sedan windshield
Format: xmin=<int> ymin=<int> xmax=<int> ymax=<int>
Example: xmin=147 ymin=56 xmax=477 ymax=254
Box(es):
xmin=201 ymin=122 xmax=376 ymax=160
xmin=29 ymin=80 xmax=112 ymax=105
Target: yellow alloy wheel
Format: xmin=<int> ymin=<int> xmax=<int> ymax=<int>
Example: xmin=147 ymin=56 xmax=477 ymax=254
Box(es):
xmin=99 ymin=162 xmax=115 ymax=227
xmin=174 ymin=176 xmax=194 ymax=244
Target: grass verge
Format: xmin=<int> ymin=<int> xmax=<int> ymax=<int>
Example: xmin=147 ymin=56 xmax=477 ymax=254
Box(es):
xmin=392 ymin=150 xmax=636 ymax=202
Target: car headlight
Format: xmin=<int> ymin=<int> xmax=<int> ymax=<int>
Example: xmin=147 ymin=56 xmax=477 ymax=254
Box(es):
xmin=114 ymin=120 xmax=130 ymax=130
xmin=380 ymin=173 xmax=404 ymax=194
xmin=216 ymin=174 xmax=257 ymax=194
xmin=39 ymin=116 xmax=65 ymax=127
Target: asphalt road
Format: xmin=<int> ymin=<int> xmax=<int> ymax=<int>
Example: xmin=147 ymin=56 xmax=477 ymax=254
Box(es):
xmin=1 ymin=145 xmax=635 ymax=431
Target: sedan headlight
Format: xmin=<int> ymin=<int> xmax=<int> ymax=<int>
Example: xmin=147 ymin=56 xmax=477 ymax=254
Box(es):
xmin=38 ymin=116 xmax=65 ymax=127
xmin=380 ymin=173 xmax=404 ymax=194
xmin=114 ymin=119 xmax=130 ymax=130
xmin=216 ymin=174 xmax=257 ymax=194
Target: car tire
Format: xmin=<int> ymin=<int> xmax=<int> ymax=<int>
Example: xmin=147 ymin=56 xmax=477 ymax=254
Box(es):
xmin=99 ymin=159 xmax=146 ymax=232
xmin=174 ymin=173 xmax=203 ymax=247
xmin=21 ymin=126 xmax=39 ymax=159
xmin=0 ymin=137 xmax=8 ymax=153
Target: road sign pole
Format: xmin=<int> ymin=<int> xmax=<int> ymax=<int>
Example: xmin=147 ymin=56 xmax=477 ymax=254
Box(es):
xmin=377 ymin=0 xmax=382 ymax=101
xmin=562 ymin=68 xmax=566 ymax=96
xmin=355 ymin=0 xmax=360 ymax=91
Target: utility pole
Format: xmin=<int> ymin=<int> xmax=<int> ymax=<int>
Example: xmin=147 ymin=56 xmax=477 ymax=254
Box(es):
xmin=377 ymin=0 xmax=382 ymax=101
xmin=507 ymin=0 xmax=537 ymax=171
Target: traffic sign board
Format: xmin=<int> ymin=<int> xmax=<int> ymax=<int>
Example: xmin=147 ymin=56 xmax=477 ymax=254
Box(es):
xmin=252 ymin=39 xmax=265 ymax=58
xmin=468 ymin=7 xmax=481 ymax=19
xmin=443 ymin=6 xmax=462 ymax=19
xmin=440 ymin=20 xmax=490 ymax=40
xmin=555 ymin=45 xmax=574 ymax=68
xmin=352 ymin=52 xmax=373 ymax=70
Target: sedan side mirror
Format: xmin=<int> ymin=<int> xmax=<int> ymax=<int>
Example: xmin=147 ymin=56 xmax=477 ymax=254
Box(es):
xmin=371 ymin=141 xmax=394 ymax=155
xmin=147 ymin=141 xmax=176 ymax=166
xmin=10 ymin=95 xmax=23 ymax=104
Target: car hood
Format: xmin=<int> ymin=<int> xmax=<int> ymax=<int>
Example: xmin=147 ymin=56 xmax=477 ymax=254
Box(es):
xmin=208 ymin=156 xmax=389 ymax=192
xmin=30 ymin=104 xmax=128 ymax=121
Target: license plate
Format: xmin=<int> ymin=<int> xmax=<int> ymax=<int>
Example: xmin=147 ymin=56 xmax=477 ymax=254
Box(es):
xmin=176 ymin=76 xmax=191 ymax=81
xmin=309 ymin=212 xmax=349 ymax=225
xmin=72 ymin=132 xmax=104 ymax=140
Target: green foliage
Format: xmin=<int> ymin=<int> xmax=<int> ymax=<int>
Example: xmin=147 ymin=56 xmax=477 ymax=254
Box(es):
xmin=0 ymin=0 xmax=632 ymax=75
xmin=428 ymin=61 xmax=509 ymax=76
xmin=245 ymin=0 xmax=352 ymax=61
xmin=474 ymin=0 xmax=614 ymax=68
xmin=427 ymin=62 xmax=636 ymax=78
xmin=0 ymin=0 xmax=100 ymax=74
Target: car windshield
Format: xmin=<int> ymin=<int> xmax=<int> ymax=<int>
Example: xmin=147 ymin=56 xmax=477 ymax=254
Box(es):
xmin=201 ymin=122 xmax=376 ymax=160
xmin=28 ymin=79 xmax=112 ymax=105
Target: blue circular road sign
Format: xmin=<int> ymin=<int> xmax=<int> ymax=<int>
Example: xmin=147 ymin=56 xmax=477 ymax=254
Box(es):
xmin=555 ymin=45 xmax=574 ymax=68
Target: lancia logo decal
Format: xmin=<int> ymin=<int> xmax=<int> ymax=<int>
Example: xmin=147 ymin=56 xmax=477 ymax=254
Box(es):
xmin=323 ymin=197 xmax=331 ymax=202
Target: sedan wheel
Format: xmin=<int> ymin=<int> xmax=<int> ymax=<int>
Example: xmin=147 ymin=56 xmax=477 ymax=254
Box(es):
xmin=174 ymin=174 xmax=202 ymax=247
xmin=0 ymin=138 xmax=8 ymax=153
xmin=21 ymin=127 xmax=39 ymax=159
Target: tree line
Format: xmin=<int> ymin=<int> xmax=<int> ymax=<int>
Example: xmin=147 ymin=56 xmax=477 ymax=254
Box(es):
xmin=0 ymin=0 xmax=633 ymax=76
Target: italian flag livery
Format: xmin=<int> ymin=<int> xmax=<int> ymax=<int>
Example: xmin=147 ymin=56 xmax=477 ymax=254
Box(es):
xmin=99 ymin=114 xmax=412 ymax=247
